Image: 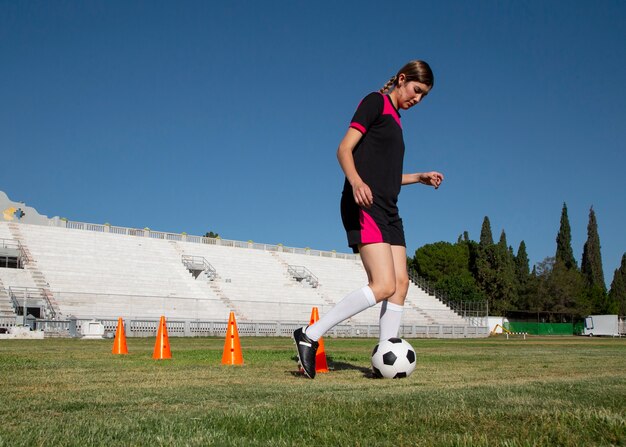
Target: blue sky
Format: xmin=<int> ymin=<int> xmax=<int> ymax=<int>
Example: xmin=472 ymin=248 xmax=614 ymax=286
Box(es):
xmin=1 ymin=1 xmax=625 ymax=284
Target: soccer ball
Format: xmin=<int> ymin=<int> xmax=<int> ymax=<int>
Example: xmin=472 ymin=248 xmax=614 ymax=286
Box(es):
xmin=371 ymin=338 xmax=416 ymax=379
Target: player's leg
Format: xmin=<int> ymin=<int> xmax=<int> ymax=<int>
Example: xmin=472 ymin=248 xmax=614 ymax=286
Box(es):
xmin=306 ymin=242 xmax=395 ymax=341
xmin=295 ymin=243 xmax=395 ymax=378
xmin=379 ymin=245 xmax=409 ymax=341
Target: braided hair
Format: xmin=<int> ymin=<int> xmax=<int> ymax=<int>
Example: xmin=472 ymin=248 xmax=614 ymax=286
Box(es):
xmin=379 ymin=60 xmax=434 ymax=94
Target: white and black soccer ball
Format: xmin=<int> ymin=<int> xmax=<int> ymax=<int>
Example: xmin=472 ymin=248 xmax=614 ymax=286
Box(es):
xmin=371 ymin=338 xmax=416 ymax=379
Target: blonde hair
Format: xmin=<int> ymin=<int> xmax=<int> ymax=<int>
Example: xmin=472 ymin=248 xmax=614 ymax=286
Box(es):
xmin=379 ymin=60 xmax=434 ymax=94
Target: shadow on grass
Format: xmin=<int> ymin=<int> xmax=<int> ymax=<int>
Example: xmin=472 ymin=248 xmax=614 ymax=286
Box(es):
xmin=328 ymin=358 xmax=374 ymax=378
xmin=288 ymin=355 xmax=376 ymax=379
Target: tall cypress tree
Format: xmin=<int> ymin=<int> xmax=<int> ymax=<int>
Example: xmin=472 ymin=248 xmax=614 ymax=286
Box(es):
xmin=480 ymin=216 xmax=493 ymax=246
xmin=476 ymin=228 xmax=517 ymax=314
xmin=555 ymin=202 xmax=577 ymax=270
xmin=501 ymin=235 xmax=517 ymax=311
xmin=515 ymin=241 xmax=530 ymax=284
xmin=475 ymin=217 xmax=495 ymax=311
xmin=609 ymin=253 xmax=626 ymax=315
xmin=498 ymin=230 xmax=507 ymax=248
xmin=514 ymin=240 xmax=532 ymax=311
xmin=500 ymin=231 xmax=518 ymax=281
xmin=581 ymin=206 xmax=606 ymax=291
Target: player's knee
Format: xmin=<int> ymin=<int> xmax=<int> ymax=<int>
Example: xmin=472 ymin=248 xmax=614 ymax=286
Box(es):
xmin=396 ymin=274 xmax=409 ymax=296
xmin=371 ymin=279 xmax=396 ymax=302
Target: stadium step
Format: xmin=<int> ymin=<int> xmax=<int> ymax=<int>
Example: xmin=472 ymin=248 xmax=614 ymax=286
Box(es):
xmin=7 ymin=224 xmax=61 ymax=319
xmin=208 ymin=280 xmax=248 ymax=321
xmin=0 ymin=275 xmax=17 ymax=316
xmin=286 ymin=265 xmax=319 ymax=288
xmin=170 ymin=241 xmax=248 ymax=320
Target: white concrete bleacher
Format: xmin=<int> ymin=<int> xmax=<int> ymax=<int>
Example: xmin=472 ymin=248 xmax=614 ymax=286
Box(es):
xmin=275 ymin=251 xmax=466 ymax=326
xmin=0 ymin=221 xmax=468 ymax=327
xmin=0 ymin=268 xmax=37 ymax=290
xmin=0 ymin=225 xmax=23 ymax=315
xmin=12 ymin=223 xmax=230 ymax=320
xmin=0 ymin=269 xmax=35 ymax=316
xmin=174 ymin=240 xmax=326 ymax=323
xmin=0 ymin=223 xmax=12 ymax=240
xmin=274 ymin=251 xmax=379 ymax=324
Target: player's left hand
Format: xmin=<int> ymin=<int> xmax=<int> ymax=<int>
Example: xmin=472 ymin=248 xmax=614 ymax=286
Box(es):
xmin=421 ymin=171 xmax=444 ymax=189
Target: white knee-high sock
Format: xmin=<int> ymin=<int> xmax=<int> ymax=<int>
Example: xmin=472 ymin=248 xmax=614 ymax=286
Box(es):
xmin=305 ymin=286 xmax=376 ymax=341
xmin=378 ymin=301 xmax=404 ymax=342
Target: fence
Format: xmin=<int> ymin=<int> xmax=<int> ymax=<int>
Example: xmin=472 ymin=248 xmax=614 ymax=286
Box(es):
xmin=59 ymin=220 xmax=359 ymax=260
xmin=2 ymin=287 xmax=488 ymax=328
xmin=0 ymin=316 xmax=488 ymax=339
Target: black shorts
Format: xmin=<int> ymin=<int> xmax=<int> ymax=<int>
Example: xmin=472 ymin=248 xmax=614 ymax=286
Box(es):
xmin=340 ymin=193 xmax=406 ymax=253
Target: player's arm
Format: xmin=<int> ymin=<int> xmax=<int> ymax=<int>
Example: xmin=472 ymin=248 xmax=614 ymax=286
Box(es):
xmin=402 ymin=172 xmax=444 ymax=189
xmin=337 ymin=128 xmax=373 ymax=208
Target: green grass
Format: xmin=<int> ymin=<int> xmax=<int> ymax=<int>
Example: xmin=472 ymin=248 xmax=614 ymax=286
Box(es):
xmin=1 ymin=336 xmax=625 ymax=446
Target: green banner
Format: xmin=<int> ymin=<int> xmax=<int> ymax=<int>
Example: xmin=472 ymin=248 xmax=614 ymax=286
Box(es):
xmin=504 ymin=322 xmax=573 ymax=335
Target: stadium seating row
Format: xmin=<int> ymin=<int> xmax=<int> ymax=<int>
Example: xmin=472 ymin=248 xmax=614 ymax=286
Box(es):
xmin=0 ymin=221 xmax=468 ymax=327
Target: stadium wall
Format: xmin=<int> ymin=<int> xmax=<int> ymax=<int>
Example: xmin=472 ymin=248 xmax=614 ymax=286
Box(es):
xmin=0 ymin=191 xmax=489 ymax=338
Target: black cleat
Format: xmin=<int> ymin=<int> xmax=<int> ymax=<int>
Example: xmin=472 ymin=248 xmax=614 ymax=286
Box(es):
xmin=293 ymin=327 xmax=319 ymax=379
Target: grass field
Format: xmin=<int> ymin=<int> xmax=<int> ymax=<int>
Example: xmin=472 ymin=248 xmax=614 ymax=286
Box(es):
xmin=1 ymin=336 xmax=625 ymax=446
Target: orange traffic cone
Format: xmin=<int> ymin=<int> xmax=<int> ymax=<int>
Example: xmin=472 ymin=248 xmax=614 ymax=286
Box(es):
xmin=152 ymin=316 xmax=172 ymax=359
xmin=309 ymin=307 xmax=329 ymax=373
xmin=222 ymin=311 xmax=244 ymax=365
xmin=112 ymin=317 xmax=128 ymax=355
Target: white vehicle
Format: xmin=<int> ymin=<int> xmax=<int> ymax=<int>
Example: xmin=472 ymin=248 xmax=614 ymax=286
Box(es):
xmin=582 ymin=315 xmax=621 ymax=337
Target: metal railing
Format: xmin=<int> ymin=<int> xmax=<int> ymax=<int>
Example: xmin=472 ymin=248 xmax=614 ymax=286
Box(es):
xmin=0 ymin=238 xmax=19 ymax=250
xmin=287 ymin=265 xmax=319 ymax=288
xmin=0 ymin=238 xmax=24 ymax=268
xmin=8 ymin=288 xmax=20 ymax=311
xmin=56 ymin=220 xmax=360 ymax=260
xmin=17 ymin=241 xmax=31 ymax=264
xmin=408 ymin=268 xmax=488 ymax=323
xmin=8 ymin=287 xmax=57 ymax=319
xmin=0 ymin=288 xmax=491 ymax=334
xmin=12 ymin=317 xmax=487 ymax=339
xmin=182 ymin=255 xmax=217 ymax=280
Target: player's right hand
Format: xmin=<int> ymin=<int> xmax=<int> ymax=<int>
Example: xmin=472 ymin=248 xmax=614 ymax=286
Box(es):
xmin=352 ymin=181 xmax=373 ymax=208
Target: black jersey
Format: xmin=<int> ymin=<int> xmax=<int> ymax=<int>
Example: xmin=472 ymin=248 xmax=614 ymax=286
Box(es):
xmin=342 ymin=92 xmax=405 ymax=212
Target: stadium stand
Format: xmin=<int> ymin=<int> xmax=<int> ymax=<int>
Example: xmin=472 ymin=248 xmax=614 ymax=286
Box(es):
xmin=0 ymin=190 xmax=488 ymax=337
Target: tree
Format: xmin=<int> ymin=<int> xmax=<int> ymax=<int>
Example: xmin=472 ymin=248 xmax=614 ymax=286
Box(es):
xmin=581 ymin=206 xmax=606 ymax=291
xmin=474 ymin=228 xmax=516 ymax=315
xmin=498 ymin=230 xmax=508 ymax=249
xmin=412 ymin=242 xmax=471 ymax=283
xmin=479 ymin=216 xmax=493 ymax=246
xmin=555 ymin=202 xmax=577 ymax=270
xmin=608 ymin=253 xmax=626 ymax=315
xmin=514 ymin=241 xmax=532 ymax=310
xmin=204 ymin=231 xmax=220 ymax=238
xmin=515 ymin=241 xmax=530 ymax=284
xmin=435 ymin=274 xmax=485 ymax=302
xmin=496 ymin=230 xmax=517 ymax=312
xmin=534 ymin=257 xmax=588 ymax=317
xmin=411 ymin=241 xmax=484 ymax=303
